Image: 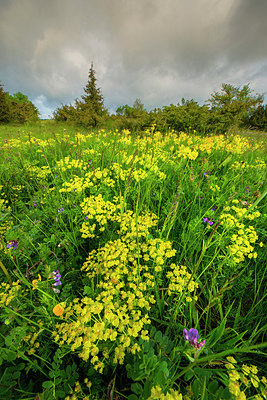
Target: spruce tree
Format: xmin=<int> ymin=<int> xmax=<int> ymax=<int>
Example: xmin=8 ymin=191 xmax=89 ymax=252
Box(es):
xmin=81 ymin=63 xmax=106 ymax=116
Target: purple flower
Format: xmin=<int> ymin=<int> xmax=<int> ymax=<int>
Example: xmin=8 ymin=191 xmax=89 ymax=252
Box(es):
xmin=203 ymin=217 xmax=214 ymax=226
xmin=204 ymin=171 xmax=210 ymax=177
xmin=52 ymin=270 xmax=62 ymax=287
xmin=7 ymin=240 xmax=18 ymax=250
xmin=211 ymin=205 xmax=218 ymax=211
xmin=33 ymin=201 xmax=37 ymax=207
xmin=58 ymin=208 xmax=64 ymax=214
xmin=183 ymin=328 xmax=206 ymax=350
xmin=183 ymin=328 xmax=199 ymax=344
xmin=245 ymin=186 xmax=250 ymax=193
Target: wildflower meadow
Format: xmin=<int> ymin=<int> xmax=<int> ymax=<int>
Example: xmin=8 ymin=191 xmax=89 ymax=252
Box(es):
xmin=0 ymin=122 xmax=266 ymax=400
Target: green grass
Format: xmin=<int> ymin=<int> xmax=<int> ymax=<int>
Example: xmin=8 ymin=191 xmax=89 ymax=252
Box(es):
xmin=0 ymin=122 xmax=266 ymax=400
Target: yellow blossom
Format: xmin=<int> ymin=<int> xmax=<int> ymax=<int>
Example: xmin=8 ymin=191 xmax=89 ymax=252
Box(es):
xmin=53 ymin=304 xmax=65 ymax=316
xmin=32 ymin=274 xmax=42 ymax=290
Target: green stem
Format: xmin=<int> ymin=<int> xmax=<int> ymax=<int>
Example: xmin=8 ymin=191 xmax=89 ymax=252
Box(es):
xmin=0 ymin=259 xmax=12 ymax=283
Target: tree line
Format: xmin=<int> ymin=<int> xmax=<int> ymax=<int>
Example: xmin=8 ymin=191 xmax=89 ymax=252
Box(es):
xmin=1 ymin=64 xmax=267 ymax=133
xmin=53 ymin=64 xmax=267 ymax=134
xmin=0 ymin=84 xmax=39 ymax=124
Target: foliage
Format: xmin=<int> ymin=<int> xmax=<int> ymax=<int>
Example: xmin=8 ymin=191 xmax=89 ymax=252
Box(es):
xmin=112 ymin=84 xmax=266 ymax=135
xmin=208 ymin=83 xmax=263 ymax=130
xmin=0 ymin=84 xmax=10 ymax=122
xmin=0 ymin=85 xmax=39 ymax=124
xmin=159 ymin=99 xmax=211 ymax=135
xmin=244 ymin=104 xmax=267 ymax=131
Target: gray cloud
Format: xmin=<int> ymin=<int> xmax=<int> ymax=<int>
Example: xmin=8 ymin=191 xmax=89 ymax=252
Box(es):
xmin=0 ymin=0 xmax=266 ymax=118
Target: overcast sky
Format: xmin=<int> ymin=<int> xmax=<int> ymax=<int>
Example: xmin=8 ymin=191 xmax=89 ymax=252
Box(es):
xmin=1 ymin=0 xmax=267 ymax=118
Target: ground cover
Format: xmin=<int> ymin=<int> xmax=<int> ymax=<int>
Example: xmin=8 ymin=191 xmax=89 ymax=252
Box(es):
xmin=0 ymin=122 xmax=266 ymax=400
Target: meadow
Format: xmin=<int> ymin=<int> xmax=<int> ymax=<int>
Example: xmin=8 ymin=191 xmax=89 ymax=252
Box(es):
xmin=0 ymin=121 xmax=266 ymax=400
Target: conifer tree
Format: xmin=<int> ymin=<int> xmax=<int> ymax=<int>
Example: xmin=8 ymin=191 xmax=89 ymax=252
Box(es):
xmin=81 ymin=63 xmax=106 ymax=116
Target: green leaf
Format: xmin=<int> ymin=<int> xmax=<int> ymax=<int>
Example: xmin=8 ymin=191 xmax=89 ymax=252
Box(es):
xmin=184 ymin=370 xmax=194 ymax=381
xmin=128 ymin=395 xmax=139 ymax=400
xmin=55 ymin=389 xmax=66 ymax=398
xmin=222 ymin=387 xmax=232 ymax=399
xmin=42 ymin=381 xmax=54 ymax=389
xmin=208 ymin=380 xmax=219 ymax=394
xmin=49 ymin=370 xmax=55 ymax=379
xmin=131 ymin=382 xmax=143 ymax=395
xmin=154 ymin=330 xmax=163 ymax=344
xmin=12 ymin=371 xmax=20 ymax=380
xmin=66 ymin=364 xmax=72 ymax=377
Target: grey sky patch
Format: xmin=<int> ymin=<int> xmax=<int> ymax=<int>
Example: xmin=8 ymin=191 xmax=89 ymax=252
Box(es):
xmin=0 ymin=0 xmax=266 ymax=118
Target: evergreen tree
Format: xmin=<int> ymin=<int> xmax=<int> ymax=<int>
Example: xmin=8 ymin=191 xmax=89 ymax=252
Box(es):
xmin=81 ymin=63 xmax=106 ymax=117
xmin=54 ymin=63 xmax=107 ymax=128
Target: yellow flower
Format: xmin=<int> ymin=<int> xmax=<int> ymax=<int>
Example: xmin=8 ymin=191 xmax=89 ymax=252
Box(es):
xmin=237 ymin=391 xmax=246 ymax=400
xmin=227 ymin=356 xmax=237 ymax=364
xmin=251 ymin=375 xmax=259 ymax=388
xmin=53 ymin=304 xmax=64 ymax=316
xmin=229 ymin=381 xmax=240 ymax=396
xmin=32 ymin=274 xmax=41 ymax=290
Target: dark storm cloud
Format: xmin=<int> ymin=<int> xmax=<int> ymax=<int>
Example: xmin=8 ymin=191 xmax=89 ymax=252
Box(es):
xmin=0 ymin=0 xmax=266 ymax=118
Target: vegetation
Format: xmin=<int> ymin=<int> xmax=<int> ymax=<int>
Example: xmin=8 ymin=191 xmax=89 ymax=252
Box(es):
xmin=52 ymin=71 xmax=266 ymax=134
xmin=0 ymin=84 xmax=39 ymax=124
xmin=53 ymin=64 xmax=108 ymax=128
xmin=0 ymin=121 xmax=266 ymax=399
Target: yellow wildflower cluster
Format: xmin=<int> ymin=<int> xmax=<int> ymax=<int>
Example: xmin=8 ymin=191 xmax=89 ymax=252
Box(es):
xmin=176 ymin=144 xmax=198 ymax=160
xmin=148 ymin=385 xmax=182 ymax=400
xmin=75 ymin=132 xmax=87 ymax=144
xmin=225 ymin=357 xmax=267 ymax=399
xmin=53 ymin=235 xmax=197 ymax=372
xmin=19 ymin=323 xmax=43 ymax=356
xmin=80 ymin=194 xmax=158 ymax=240
xmin=0 ymin=280 xmax=21 ymax=308
xmin=0 ymin=195 xmax=13 ymax=252
xmin=230 ymin=159 xmax=266 ymax=171
xmin=220 ymin=200 xmax=261 ymax=263
xmin=25 ymin=163 xmax=51 ymax=180
xmin=64 ymin=379 xmax=91 ymax=400
xmin=59 ymin=167 xmax=116 ymax=193
xmin=167 ymin=264 xmax=198 ymax=301
xmin=174 ymin=133 xmax=253 ymax=155
xmin=80 ymin=194 xmax=120 ymax=237
xmin=209 ymin=184 xmax=221 ymax=192
xmin=57 ymin=156 xmax=87 ymax=172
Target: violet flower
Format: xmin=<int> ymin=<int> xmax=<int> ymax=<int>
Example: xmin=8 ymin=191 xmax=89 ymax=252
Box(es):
xmin=203 ymin=217 xmax=214 ymax=226
xmin=7 ymin=240 xmax=18 ymax=250
xmin=52 ymin=270 xmax=62 ymax=287
xmin=183 ymin=328 xmax=206 ymax=350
